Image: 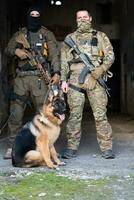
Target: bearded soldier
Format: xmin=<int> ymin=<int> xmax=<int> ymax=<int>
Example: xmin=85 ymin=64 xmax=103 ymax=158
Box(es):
xmin=4 ymin=6 xmax=60 ymax=159
xmin=61 ymin=9 xmax=115 ymax=159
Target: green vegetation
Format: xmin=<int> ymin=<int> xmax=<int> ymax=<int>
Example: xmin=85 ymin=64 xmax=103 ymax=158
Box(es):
xmin=0 ymin=172 xmax=134 ymax=200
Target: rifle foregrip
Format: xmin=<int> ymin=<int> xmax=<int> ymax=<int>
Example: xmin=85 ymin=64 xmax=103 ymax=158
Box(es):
xmin=78 ymin=68 xmax=90 ymax=84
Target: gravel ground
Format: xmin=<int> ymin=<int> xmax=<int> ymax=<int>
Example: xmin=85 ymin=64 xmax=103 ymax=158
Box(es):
xmin=0 ymin=112 xmax=134 ymax=199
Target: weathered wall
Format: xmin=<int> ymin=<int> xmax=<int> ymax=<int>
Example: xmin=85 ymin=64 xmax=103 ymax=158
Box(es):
xmin=1 ymin=0 xmax=134 ymax=117
xmin=0 ymin=0 xmax=11 ymax=129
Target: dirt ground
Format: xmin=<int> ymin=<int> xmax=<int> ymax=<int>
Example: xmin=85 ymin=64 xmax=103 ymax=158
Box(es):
xmin=0 ymin=111 xmax=134 ymax=199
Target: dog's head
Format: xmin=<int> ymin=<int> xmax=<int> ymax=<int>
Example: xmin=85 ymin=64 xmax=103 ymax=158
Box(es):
xmin=52 ymin=97 xmax=66 ymax=121
xmin=43 ymin=87 xmax=66 ymax=124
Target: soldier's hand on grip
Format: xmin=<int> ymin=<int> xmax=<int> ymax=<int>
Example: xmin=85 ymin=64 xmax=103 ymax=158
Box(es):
xmin=15 ymin=48 xmax=28 ymax=60
xmin=51 ymin=73 xmax=60 ymax=85
xmin=91 ymin=66 xmax=104 ymax=80
xmin=87 ymin=75 xmax=97 ymax=90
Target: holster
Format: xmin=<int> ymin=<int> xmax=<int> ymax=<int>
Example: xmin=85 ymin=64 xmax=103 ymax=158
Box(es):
xmin=10 ymin=92 xmax=27 ymax=103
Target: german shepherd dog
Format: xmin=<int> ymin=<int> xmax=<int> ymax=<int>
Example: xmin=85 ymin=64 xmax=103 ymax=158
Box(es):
xmin=12 ymin=88 xmax=66 ymax=169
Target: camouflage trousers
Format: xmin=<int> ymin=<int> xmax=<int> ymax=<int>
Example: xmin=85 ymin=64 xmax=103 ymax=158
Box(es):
xmin=7 ymin=74 xmax=48 ymax=147
xmin=66 ymin=83 xmax=112 ymax=152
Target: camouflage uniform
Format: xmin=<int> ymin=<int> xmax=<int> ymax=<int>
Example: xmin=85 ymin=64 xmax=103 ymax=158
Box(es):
xmin=61 ymin=28 xmax=115 ymax=152
xmin=6 ymin=26 xmax=60 ymax=146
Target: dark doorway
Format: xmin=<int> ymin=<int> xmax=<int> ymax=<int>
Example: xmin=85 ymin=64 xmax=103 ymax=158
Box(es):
xmin=108 ymin=40 xmax=121 ymax=112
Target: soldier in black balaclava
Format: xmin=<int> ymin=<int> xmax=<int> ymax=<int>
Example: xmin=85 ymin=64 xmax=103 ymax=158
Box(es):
xmin=4 ymin=6 xmax=61 ymax=159
xmin=27 ymin=6 xmax=41 ymax=32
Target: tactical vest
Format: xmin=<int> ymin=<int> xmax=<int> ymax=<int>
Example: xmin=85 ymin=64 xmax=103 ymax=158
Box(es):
xmin=17 ymin=27 xmax=48 ymax=71
xmin=26 ymin=29 xmax=48 ymax=58
xmin=70 ymin=30 xmax=103 ymax=68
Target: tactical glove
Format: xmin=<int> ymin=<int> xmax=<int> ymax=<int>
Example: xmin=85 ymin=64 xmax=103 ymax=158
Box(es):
xmin=91 ymin=66 xmax=104 ymax=80
xmin=81 ymin=74 xmax=97 ymax=90
xmin=87 ymin=75 xmax=97 ymax=90
xmin=51 ymin=73 xmax=60 ymax=84
xmin=15 ymin=48 xmax=28 ymax=60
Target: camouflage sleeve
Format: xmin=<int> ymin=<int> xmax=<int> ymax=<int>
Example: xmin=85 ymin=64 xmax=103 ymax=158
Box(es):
xmin=98 ymin=32 xmax=115 ymax=71
xmin=5 ymin=31 xmax=20 ymax=57
xmin=45 ymin=30 xmax=60 ymax=73
xmin=60 ymin=41 xmax=70 ymax=81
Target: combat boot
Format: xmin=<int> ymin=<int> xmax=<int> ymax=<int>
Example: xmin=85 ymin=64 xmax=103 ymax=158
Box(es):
xmin=61 ymin=149 xmax=77 ymax=159
xmin=3 ymin=148 xmax=12 ymax=159
xmin=102 ymin=149 xmax=115 ymax=159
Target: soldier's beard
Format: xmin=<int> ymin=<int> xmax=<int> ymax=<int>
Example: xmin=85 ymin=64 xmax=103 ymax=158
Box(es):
xmin=77 ymin=20 xmax=92 ymax=33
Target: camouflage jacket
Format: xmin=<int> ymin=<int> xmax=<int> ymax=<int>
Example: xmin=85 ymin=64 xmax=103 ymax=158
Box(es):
xmin=61 ymin=28 xmax=115 ymax=81
xmin=6 ymin=26 xmax=60 ymax=73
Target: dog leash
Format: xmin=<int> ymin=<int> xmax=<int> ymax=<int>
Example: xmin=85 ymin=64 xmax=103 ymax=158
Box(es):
xmin=0 ymin=112 xmax=14 ymax=134
xmin=43 ymin=86 xmax=51 ymax=105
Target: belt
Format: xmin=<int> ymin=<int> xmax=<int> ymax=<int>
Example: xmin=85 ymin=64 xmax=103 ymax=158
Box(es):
xmin=16 ymin=69 xmax=41 ymax=77
xmin=69 ymin=83 xmax=85 ymax=94
xmin=18 ymin=67 xmax=37 ymax=71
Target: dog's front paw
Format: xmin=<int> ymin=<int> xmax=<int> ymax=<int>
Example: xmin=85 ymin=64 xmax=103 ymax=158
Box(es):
xmin=48 ymin=164 xmax=58 ymax=169
xmin=56 ymin=160 xmax=66 ymax=166
xmin=46 ymin=161 xmax=58 ymax=169
xmin=53 ymin=164 xmax=59 ymax=169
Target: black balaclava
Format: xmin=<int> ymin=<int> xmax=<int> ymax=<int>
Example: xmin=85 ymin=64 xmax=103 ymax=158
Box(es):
xmin=27 ymin=6 xmax=41 ymax=32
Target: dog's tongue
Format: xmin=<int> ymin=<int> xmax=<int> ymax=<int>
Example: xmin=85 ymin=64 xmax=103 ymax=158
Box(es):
xmin=58 ymin=114 xmax=65 ymax=121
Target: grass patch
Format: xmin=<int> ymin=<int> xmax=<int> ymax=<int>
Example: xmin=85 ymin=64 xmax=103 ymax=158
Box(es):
xmin=0 ymin=172 xmax=134 ymax=200
xmin=0 ymin=172 xmax=110 ymax=200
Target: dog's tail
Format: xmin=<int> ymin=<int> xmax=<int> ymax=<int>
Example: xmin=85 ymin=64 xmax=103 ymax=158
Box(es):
xmin=12 ymin=154 xmax=25 ymax=167
xmin=12 ymin=145 xmax=26 ymax=167
xmin=12 ymin=153 xmax=34 ymax=168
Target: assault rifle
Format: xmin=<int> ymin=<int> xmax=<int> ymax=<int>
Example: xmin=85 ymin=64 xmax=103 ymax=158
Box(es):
xmin=64 ymin=36 xmax=110 ymax=97
xmin=16 ymin=32 xmax=51 ymax=85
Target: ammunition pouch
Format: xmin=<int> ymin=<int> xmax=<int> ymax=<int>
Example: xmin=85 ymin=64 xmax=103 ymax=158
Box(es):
xmin=70 ymin=63 xmax=85 ymax=71
xmin=67 ymin=63 xmax=84 ymax=80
